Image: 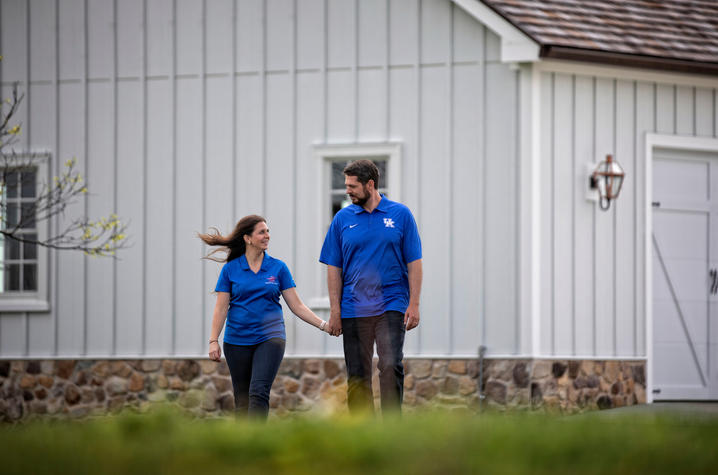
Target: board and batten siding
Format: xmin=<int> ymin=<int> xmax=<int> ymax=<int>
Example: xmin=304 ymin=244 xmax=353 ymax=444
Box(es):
xmin=0 ymin=0 xmax=521 ymax=359
xmin=537 ymin=68 xmax=718 ymax=358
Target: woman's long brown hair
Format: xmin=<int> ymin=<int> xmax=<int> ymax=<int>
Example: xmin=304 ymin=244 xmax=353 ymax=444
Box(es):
xmin=198 ymin=214 xmax=266 ymax=263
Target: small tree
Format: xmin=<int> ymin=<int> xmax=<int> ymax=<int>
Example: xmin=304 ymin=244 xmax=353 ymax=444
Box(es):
xmin=1 ymin=56 xmax=127 ymax=257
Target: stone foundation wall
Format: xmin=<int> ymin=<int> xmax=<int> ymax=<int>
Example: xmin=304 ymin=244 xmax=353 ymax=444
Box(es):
xmin=478 ymin=359 xmax=647 ymax=410
xmin=0 ymin=358 xmax=646 ymax=422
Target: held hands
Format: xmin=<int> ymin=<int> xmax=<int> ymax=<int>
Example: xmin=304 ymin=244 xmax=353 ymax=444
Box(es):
xmin=326 ymin=308 xmax=342 ymax=337
xmin=319 ymin=319 xmax=341 ymax=336
xmin=208 ymin=341 xmax=221 ymax=361
xmin=404 ymin=303 xmax=420 ymax=331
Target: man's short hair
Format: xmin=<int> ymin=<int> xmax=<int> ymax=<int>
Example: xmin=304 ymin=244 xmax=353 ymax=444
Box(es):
xmin=343 ymin=159 xmax=380 ymax=188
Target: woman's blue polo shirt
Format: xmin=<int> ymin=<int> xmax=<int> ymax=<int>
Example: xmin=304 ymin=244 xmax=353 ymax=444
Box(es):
xmin=215 ymin=253 xmax=295 ymax=345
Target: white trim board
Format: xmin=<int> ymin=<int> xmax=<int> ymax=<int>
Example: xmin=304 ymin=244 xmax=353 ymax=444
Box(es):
xmin=537 ymin=60 xmax=718 ymax=89
xmin=516 ymin=64 xmax=543 ymax=356
xmin=530 ymin=64 xmax=543 ymax=356
xmin=644 ymin=133 xmax=718 ymax=403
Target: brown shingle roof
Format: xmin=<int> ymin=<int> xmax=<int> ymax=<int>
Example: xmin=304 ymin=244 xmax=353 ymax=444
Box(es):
xmin=481 ymin=0 xmax=718 ymax=74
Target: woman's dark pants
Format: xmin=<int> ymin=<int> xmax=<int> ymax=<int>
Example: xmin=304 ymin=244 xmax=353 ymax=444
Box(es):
xmin=341 ymin=311 xmax=406 ymax=414
xmin=223 ymin=338 xmax=285 ymax=419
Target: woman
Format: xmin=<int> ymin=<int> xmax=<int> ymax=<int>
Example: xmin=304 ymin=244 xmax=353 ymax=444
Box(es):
xmin=199 ymin=215 xmax=331 ymax=419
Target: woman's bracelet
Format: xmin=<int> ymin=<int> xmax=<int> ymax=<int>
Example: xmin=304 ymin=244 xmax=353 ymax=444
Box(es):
xmin=319 ymin=320 xmax=327 ymax=332
xmin=209 ymin=339 xmax=218 ymax=344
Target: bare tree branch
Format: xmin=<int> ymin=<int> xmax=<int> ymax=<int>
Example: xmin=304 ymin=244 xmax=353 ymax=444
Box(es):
xmin=0 ymin=70 xmax=129 ymax=258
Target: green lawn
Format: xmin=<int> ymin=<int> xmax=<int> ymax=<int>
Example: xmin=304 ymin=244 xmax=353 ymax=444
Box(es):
xmin=2 ymin=408 xmax=717 ymax=474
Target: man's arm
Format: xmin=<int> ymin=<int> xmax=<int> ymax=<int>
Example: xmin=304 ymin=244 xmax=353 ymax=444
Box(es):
xmin=404 ymin=259 xmax=422 ymax=330
xmin=327 ymin=265 xmax=343 ymax=336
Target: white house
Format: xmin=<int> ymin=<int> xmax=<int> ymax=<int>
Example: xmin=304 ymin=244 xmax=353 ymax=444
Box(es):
xmin=1 ymin=0 xmax=717 ymax=419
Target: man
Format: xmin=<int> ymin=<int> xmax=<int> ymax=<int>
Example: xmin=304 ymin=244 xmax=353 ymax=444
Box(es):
xmin=320 ymin=159 xmax=422 ymax=413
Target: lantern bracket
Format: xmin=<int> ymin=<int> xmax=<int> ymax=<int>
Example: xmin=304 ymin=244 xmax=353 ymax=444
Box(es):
xmin=585 ymin=163 xmax=599 ymax=202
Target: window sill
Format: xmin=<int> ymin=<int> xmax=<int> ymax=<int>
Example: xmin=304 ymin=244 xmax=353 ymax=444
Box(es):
xmin=0 ymin=299 xmax=50 ymax=313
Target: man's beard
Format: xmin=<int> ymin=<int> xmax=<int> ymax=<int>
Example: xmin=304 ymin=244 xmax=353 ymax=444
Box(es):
xmin=349 ymin=186 xmax=370 ymax=207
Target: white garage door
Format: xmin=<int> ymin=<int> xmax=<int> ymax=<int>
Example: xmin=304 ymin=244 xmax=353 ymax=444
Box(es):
xmin=652 ymin=147 xmax=718 ymax=400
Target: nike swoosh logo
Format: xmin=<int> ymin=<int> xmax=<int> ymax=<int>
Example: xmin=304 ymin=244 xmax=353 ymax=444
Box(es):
xmin=349 ymin=224 xmax=358 ymax=228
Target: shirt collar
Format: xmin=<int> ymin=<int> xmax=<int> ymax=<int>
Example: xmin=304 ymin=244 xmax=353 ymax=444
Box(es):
xmin=239 ymin=253 xmax=269 ymax=272
xmin=376 ymin=195 xmax=389 ymax=212
xmin=352 ymin=194 xmax=389 ymax=214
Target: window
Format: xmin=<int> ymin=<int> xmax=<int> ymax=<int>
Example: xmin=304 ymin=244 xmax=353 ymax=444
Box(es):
xmin=329 ymin=159 xmax=389 ymax=217
xmin=1 ymin=168 xmax=39 ymax=291
xmin=314 ymin=143 xmax=402 ymax=228
xmin=309 ymin=143 xmax=401 ymax=309
xmin=0 ymin=152 xmax=50 ymax=312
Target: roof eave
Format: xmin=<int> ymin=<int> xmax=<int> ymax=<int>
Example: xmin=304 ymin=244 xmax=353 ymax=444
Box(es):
xmin=452 ymin=0 xmax=540 ymax=63
xmin=542 ymin=46 xmax=718 ymax=77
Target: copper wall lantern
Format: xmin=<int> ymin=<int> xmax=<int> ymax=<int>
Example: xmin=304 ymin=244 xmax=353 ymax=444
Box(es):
xmin=589 ymin=154 xmax=625 ymax=211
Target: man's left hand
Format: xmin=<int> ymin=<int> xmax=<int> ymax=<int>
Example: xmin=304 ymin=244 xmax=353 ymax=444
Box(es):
xmin=404 ymin=303 xmax=420 ymax=331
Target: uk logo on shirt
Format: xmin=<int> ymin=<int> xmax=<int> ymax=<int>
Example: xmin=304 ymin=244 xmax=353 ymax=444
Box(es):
xmin=383 ymin=218 xmax=395 ymax=228
xmin=265 ymin=275 xmax=278 ymax=285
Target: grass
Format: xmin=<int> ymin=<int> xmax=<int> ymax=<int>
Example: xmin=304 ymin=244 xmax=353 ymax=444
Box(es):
xmin=1 ymin=407 xmax=717 ymax=474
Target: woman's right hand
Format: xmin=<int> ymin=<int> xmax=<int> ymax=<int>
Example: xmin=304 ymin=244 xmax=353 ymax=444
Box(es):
xmin=209 ymin=341 xmax=221 ymax=361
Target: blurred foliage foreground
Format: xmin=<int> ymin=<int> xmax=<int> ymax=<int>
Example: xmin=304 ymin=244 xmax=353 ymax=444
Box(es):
xmin=1 ymin=407 xmax=717 ymax=475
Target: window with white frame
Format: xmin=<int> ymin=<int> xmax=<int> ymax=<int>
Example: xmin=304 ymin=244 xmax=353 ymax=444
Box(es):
xmin=309 ymin=144 xmax=401 ymax=309
xmin=0 ymin=152 xmax=50 ymax=312
xmin=329 ymin=159 xmax=389 ymax=216
xmin=315 ymin=143 xmax=402 ymax=229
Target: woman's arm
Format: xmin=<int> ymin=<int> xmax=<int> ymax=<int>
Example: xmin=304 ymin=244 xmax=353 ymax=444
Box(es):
xmin=208 ymin=292 xmax=230 ymax=361
xmin=281 ymin=288 xmax=329 ymax=333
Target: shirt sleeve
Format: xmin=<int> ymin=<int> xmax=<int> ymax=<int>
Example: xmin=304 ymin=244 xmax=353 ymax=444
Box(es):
xmin=319 ymin=216 xmax=343 ymax=268
xmin=278 ymin=262 xmax=296 ymax=291
xmin=214 ymin=262 xmax=231 ymax=293
xmin=401 ymin=209 xmax=422 ymax=263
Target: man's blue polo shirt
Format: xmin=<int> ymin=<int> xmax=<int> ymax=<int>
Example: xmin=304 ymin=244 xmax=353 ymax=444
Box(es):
xmin=215 ymin=253 xmax=295 ymax=345
xmin=320 ymin=195 xmax=422 ymax=318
